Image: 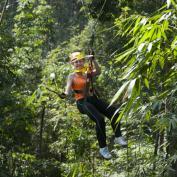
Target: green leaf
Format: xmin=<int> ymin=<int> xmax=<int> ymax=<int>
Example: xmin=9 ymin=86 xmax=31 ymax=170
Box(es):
xmin=136 ymin=77 xmax=141 ymax=95
xmin=159 ymin=57 xmax=164 ymax=69
xmin=147 ymin=42 xmax=153 ymax=52
xmin=115 ymin=79 xmax=140 ymax=123
xmin=122 ymin=65 xmax=137 ymax=80
xmin=115 ymin=48 xmax=136 ymax=63
xmin=138 ymin=43 xmax=146 ymax=52
xmin=109 ymin=81 xmax=130 ymax=106
xmin=156 ymin=27 xmax=162 ymax=38
xmin=145 ymin=110 xmax=151 ymax=121
xmin=167 ymin=0 xmax=171 ymax=8
xmin=144 ymin=78 xmax=149 ymax=89
xmin=127 ymin=79 xmax=136 ymax=98
xmin=147 ymin=27 xmax=156 ymax=41
xmin=133 ymin=16 xmax=142 ymax=35
xmin=161 ymin=29 xmax=167 ymax=40
xmin=118 ymin=91 xmax=137 ymax=121
xmin=169 ymin=116 xmax=177 ymax=130
xmin=163 ymin=20 xmax=169 ymax=30
xmin=122 ymin=20 xmax=136 ymax=36
xmin=171 ymin=36 xmax=177 ymax=50
xmin=138 ymin=31 xmax=149 ymax=44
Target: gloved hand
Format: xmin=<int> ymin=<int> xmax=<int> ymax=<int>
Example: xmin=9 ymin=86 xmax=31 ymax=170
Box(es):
xmin=87 ymin=49 xmax=95 ymax=61
xmin=59 ymin=92 xmax=66 ymax=99
xmin=85 ymin=55 xmax=94 ymax=61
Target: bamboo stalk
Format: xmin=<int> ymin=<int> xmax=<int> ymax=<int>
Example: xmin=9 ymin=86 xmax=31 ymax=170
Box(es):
xmin=0 ymin=0 xmax=8 ymax=26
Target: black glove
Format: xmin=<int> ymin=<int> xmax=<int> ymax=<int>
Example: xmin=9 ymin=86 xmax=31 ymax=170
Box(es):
xmin=59 ymin=92 xmax=66 ymax=99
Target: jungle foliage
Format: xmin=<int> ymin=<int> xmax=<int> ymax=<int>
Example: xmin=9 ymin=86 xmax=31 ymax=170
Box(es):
xmin=0 ymin=0 xmax=177 ymax=176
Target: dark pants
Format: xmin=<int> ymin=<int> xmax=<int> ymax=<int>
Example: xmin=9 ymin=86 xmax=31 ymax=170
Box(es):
xmin=76 ymin=95 xmax=122 ymax=148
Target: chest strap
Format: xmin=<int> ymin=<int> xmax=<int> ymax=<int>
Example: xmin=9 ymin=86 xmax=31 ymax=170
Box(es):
xmin=73 ymin=90 xmax=83 ymax=93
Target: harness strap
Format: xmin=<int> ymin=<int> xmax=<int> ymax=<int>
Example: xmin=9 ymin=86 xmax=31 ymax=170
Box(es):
xmin=88 ymin=49 xmax=95 ymax=94
xmin=73 ymin=90 xmax=83 ymax=94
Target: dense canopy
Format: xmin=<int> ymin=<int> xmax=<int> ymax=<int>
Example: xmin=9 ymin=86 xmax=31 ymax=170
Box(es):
xmin=0 ymin=0 xmax=177 ymax=176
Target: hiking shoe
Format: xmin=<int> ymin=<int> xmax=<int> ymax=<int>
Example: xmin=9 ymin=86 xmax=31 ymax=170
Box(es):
xmin=99 ymin=146 xmax=112 ymax=159
xmin=114 ymin=136 xmax=127 ymax=146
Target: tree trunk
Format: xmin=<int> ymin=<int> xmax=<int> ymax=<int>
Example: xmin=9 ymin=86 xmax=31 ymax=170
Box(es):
xmin=0 ymin=0 xmax=8 ymax=25
xmin=167 ymin=129 xmax=177 ymax=177
xmin=38 ymin=105 xmax=46 ymax=157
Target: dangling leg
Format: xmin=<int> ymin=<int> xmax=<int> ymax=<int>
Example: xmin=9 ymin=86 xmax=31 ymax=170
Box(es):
xmin=90 ymin=96 xmax=127 ymax=146
xmin=77 ymin=100 xmax=112 ymax=159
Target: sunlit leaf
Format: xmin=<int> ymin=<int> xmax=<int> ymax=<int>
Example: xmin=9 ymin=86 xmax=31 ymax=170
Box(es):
xmin=144 ymin=78 xmax=149 ymax=89
xmin=147 ymin=42 xmax=153 ymax=52
xmin=138 ymin=31 xmax=149 ymax=44
xmin=133 ymin=16 xmax=142 ymax=35
xmin=148 ymin=27 xmax=156 ymax=41
xmin=163 ymin=20 xmax=169 ymax=30
xmin=109 ymin=81 xmax=130 ymax=106
xmin=159 ymin=57 xmax=164 ymax=69
xmin=140 ymin=17 xmax=148 ymax=25
xmin=127 ymin=79 xmax=136 ymax=98
xmin=167 ymin=0 xmax=171 ymax=8
xmin=145 ymin=110 xmax=151 ymax=121
xmin=115 ymin=48 xmax=136 ymax=63
xmin=138 ymin=43 xmax=146 ymax=52
xmin=171 ymin=36 xmax=177 ymax=50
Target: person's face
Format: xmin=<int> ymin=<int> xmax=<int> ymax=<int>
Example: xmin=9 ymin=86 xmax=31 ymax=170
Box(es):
xmin=71 ymin=59 xmax=85 ymax=69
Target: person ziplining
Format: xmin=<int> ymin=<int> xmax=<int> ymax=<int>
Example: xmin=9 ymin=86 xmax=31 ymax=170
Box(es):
xmin=61 ymin=51 xmax=127 ymax=159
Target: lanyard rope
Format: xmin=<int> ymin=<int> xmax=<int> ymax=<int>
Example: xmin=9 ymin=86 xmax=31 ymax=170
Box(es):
xmin=80 ymin=0 xmax=107 ymax=97
xmin=88 ymin=49 xmax=95 ymax=93
xmin=80 ymin=0 xmax=107 ymax=49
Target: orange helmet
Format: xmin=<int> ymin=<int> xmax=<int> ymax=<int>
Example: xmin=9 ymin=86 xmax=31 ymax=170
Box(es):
xmin=70 ymin=52 xmax=85 ymax=63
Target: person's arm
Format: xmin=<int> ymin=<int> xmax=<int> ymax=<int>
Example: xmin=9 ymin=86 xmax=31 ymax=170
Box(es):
xmin=86 ymin=55 xmax=101 ymax=76
xmin=64 ymin=74 xmax=73 ymax=95
xmin=59 ymin=74 xmax=73 ymax=99
xmin=91 ymin=60 xmax=101 ymax=76
xmin=86 ymin=50 xmax=101 ymax=76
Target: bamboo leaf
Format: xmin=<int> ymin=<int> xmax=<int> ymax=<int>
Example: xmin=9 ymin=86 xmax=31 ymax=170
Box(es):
xmin=109 ymin=81 xmax=130 ymax=106
xmin=140 ymin=17 xmax=148 ymax=25
xmin=116 ymin=79 xmax=140 ymax=124
xmin=133 ymin=16 xmax=142 ymax=35
xmin=159 ymin=57 xmax=165 ymax=69
xmin=163 ymin=20 xmax=169 ymax=30
xmin=167 ymin=0 xmax=171 ymax=8
xmin=144 ymin=78 xmax=149 ymax=89
xmin=171 ymin=36 xmax=177 ymax=50
xmin=147 ymin=27 xmax=156 ymax=41
xmin=169 ymin=116 xmax=177 ymax=130
xmin=138 ymin=31 xmax=149 ymax=44
xmin=115 ymin=108 xmax=125 ymax=124
xmin=115 ymin=95 xmax=137 ymax=124
xmin=138 ymin=43 xmax=146 ymax=52
xmin=145 ymin=110 xmax=151 ymax=121
xmin=122 ymin=19 xmax=136 ymax=36
xmin=122 ymin=64 xmax=137 ymax=80
xmin=115 ymin=48 xmax=136 ymax=63
xmin=124 ymin=37 xmax=135 ymax=47
xmin=136 ymin=77 xmax=141 ymax=95
xmin=127 ymin=79 xmax=136 ymax=98
xmin=156 ymin=27 xmax=162 ymax=38
xmin=120 ymin=92 xmax=137 ymax=120
xmin=147 ymin=42 xmax=153 ymax=52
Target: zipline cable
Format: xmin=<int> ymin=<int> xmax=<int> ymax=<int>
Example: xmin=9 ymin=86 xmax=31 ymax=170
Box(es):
xmin=80 ymin=0 xmax=108 ymax=97
xmin=81 ymin=2 xmax=131 ymax=169
xmin=80 ymin=0 xmax=107 ymax=49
